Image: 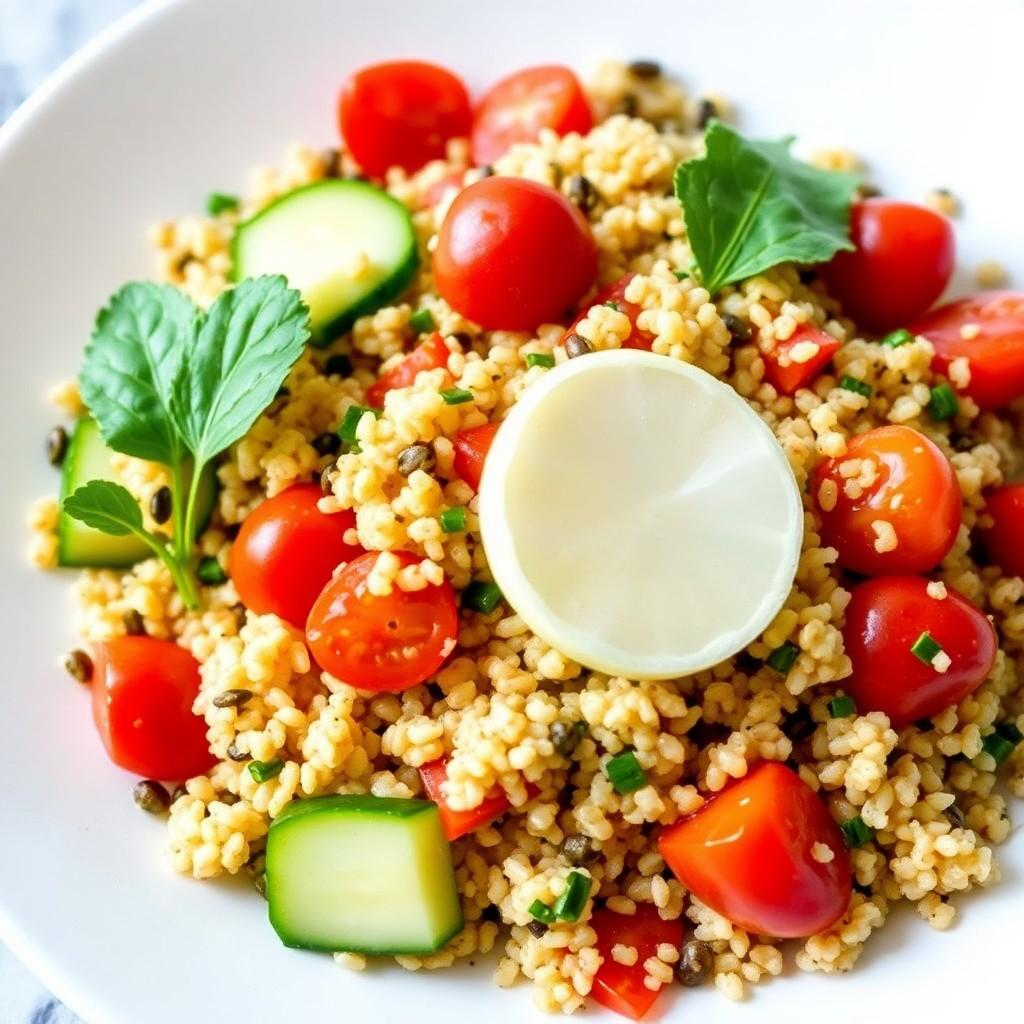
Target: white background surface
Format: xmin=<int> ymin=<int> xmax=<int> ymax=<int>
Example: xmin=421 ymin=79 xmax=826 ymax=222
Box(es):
xmin=0 ymin=1 xmax=1021 ymax=1022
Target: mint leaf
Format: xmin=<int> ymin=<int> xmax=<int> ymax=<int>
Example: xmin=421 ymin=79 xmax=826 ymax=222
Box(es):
xmin=63 ymin=479 xmax=145 ymax=535
xmin=80 ymin=283 xmax=196 ymax=464
xmin=675 ymin=120 xmax=859 ymax=295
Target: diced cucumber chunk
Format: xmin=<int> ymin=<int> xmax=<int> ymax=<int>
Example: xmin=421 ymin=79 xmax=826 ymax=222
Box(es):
xmin=266 ymin=795 xmax=463 ymax=955
xmin=231 ymin=179 xmax=418 ymax=346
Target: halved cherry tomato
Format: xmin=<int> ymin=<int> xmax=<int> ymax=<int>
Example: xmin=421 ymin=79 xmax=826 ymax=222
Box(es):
xmin=471 ymin=65 xmax=593 ymax=166
xmin=762 ymin=323 xmax=843 ymax=395
xmin=843 ymin=576 xmax=996 ymax=727
xmin=590 ymin=905 xmax=684 ymax=1020
xmin=306 ymin=550 xmax=458 ymax=691
xmin=230 ymin=484 xmax=362 ymax=630
xmin=91 ymin=637 xmax=216 ymax=780
xmin=366 ymin=332 xmax=451 ymax=408
xmin=453 ymin=422 xmax=500 ymax=491
xmin=338 ymin=61 xmax=472 ymax=177
xmin=419 ymin=757 xmax=510 ymax=840
xmin=434 ymin=176 xmax=597 ymax=331
xmin=981 ymin=484 xmax=1024 ymax=578
xmin=659 ymin=762 xmax=851 ymax=938
xmin=813 ymin=425 xmax=962 ymax=575
xmin=910 ymin=292 xmax=1024 ymax=409
xmin=821 ymin=198 xmax=954 ymax=331
xmin=562 ymin=273 xmax=655 ymax=352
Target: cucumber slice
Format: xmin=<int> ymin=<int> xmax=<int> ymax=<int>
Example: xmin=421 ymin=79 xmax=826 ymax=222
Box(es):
xmin=266 ymin=795 xmax=463 ymax=955
xmin=231 ymin=180 xmax=418 ymax=346
xmin=57 ymin=418 xmax=217 ymax=568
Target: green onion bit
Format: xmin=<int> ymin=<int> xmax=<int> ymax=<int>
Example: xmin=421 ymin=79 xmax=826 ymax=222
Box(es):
xmin=440 ymin=507 xmax=467 ymax=533
xmin=206 ymin=191 xmax=239 ymax=216
xmin=525 ymin=352 xmax=555 ymax=369
xmin=910 ymin=631 xmax=943 ymax=666
xmin=440 ymin=387 xmax=474 ymax=405
xmin=605 ymin=751 xmax=647 ymax=794
xmin=462 ymin=581 xmax=503 ymax=614
xmin=196 ymin=556 xmax=228 ymax=585
xmin=881 ymin=328 xmax=913 ymax=349
xmin=337 ymin=405 xmax=381 ymax=448
xmin=840 ymin=816 xmax=874 ymax=848
xmin=552 ymin=872 xmax=592 ymax=922
xmin=927 ymin=383 xmax=959 ymax=422
xmin=828 ymin=695 xmax=857 ymax=719
xmin=839 ymin=376 xmax=872 ymax=398
xmin=766 ymin=641 xmax=800 ymax=675
xmin=529 ymin=899 xmax=556 ymax=924
xmin=248 ymin=759 xmax=284 ymax=783
xmin=408 ymin=308 xmax=436 ymax=334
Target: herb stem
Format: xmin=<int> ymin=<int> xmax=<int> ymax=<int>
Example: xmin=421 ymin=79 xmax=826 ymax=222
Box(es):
xmin=130 ymin=523 xmax=199 ymax=610
xmin=170 ymin=460 xmax=189 ymax=564
xmin=179 ymin=457 xmax=209 ymax=593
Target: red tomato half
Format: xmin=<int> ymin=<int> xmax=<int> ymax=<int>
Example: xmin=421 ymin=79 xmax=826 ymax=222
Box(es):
xmin=453 ymin=422 xmax=500 ymax=491
xmin=659 ymin=762 xmax=851 ymax=938
xmin=821 ymin=199 xmax=954 ymax=331
xmin=306 ymin=550 xmax=458 ymax=692
xmin=434 ymin=176 xmax=597 ymax=331
xmin=813 ymin=425 xmax=962 ymax=575
xmin=419 ymin=757 xmax=510 ymax=840
xmin=762 ymin=323 xmax=843 ymax=395
xmin=563 ymin=273 xmax=655 ymax=352
xmin=338 ymin=61 xmax=472 ymax=177
xmin=92 ymin=637 xmax=215 ymax=780
xmin=471 ymin=65 xmax=593 ymax=166
xmin=981 ymin=484 xmax=1024 ymax=578
xmin=230 ymin=484 xmax=363 ymax=629
xmin=910 ymin=292 xmax=1024 ymax=409
xmin=366 ymin=332 xmax=451 ymax=408
xmin=844 ymin=576 xmax=996 ymax=726
xmin=590 ymin=905 xmax=684 ymax=1020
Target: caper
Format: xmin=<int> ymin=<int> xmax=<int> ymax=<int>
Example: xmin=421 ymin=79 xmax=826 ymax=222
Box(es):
xmin=133 ymin=779 xmax=171 ymax=814
xmin=312 ymin=432 xmax=342 ymax=457
xmin=550 ymin=720 xmax=586 ymax=757
xmin=695 ymin=98 xmax=718 ymax=130
xmin=149 ymin=485 xmax=173 ymax=525
xmin=397 ymin=442 xmax=436 ymax=477
xmin=721 ymin=313 xmax=752 ymax=343
xmin=123 ymin=609 xmax=146 ymax=635
xmin=46 ymin=426 xmax=68 ymax=466
xmin=212 ymin=688 xmax=254 ymax=709
xmin=227 ymin=742 xmax=250 ymax=762
xmin=628 ymin=60 xmax=661 ymax=80
xmin=64 ymin=649 xmax=93 ymax=683
xmin=567 ymin=174 xmax=599 ymax=214
xmin=527 ymin=920 xmax=548 ymax=938
xmin=560 ymin=833 xmax=598 ymax=866
xmin=677 ymin=939 xmax=714 ymax=987
xmin=324 ymin=353 xmax=353 ymax=377
xmin=564 ymin=334 xmax=594 ymax=359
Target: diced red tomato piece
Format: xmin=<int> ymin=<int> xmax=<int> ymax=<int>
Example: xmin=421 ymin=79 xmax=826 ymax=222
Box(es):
xmin=563 ymin=273 xmax=655 ymax=352
xmin=366 ymin=333 xmax=451 ymax=408
xmin=981 ymin=484 xmax=1024 ymax=578
xmin=452 ymin=421 xmax=500 ymax=491
xmin=419 ymin=757 xmax=510 ymax=840
xmin=761 ymin=323 xmax=842 ymax=395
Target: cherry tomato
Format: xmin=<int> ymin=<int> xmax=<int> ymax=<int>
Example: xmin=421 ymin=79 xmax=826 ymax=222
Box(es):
xmin=453 ymin=422 xmax=500 ymax=491
xmin=659 ymin=762 xmax=851 ymax=938
xmin=821 ymin=199 xmax=955 ymax=331
xmin=471 ymin=65 xmax=593 ymax=166
xmin=910 ymin=292 xmax=1024 ymax=409
xmin=419 ymin=758 xmax=510 ymax=840
xmin=563 ymin=273 xmax=655 ymax=352
xmin=844 ymin=576 xmax=996 ymax=727
xmin=91 ymin=637 xmax=215 ymax=780
xmin=306 ymin=550 xmax=458 ymax=691
xmin=762 ymin=323 xmax=843 ymax=395
xmin=981 ymin=484 xmax=1024 ymax=578
xmin=813 ymin=425 xmax=962 ymax=575
xmin=434 ymin=176 xmax=597 ymax=331
xmin=338 ymin=61 xmax=472 ymax=178
xmin=366 ymin=333 xmax=451 ymax=408
xmin=590 ymin=905 xmax=684 ymax=1020
xmin=230 ymin=484 xmax=363 ymax=629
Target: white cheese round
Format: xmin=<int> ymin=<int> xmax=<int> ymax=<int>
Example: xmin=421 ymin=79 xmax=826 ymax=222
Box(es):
xmin=478 ymin=349 xmax=803 ymax=679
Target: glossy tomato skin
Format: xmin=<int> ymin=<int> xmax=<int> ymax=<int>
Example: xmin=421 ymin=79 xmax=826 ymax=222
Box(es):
xmin=453 ymin=422 xmax=500 ymax=491
xmin=92 ymin=637 xmax=215 ymax=780
xmin=230 ymin=484 xmax=362 ymax=629
xmin=338 ymin=61 xmax=472 ymax=178
xmin=471 ymin=65 xmax=593 ymax=166
xmin=419 ymin=757 xmax=510 ymax=840
xmin=659 ymin=762 xmax=851 ymax=938
xmin=814 ymin=425 xmax=962 ymax=575
xmin=366 ymin=333 xmax=451 ymax=407
xmin=306 ymin=550 xmax=458 ymax=692
xmin=762 ymin=323 xmax=842 ymax=395
xmin=981 ymin=484 xmax=1024 ymax=578
xmin=910 ymin=292 xmax=1024 ymax=409
xmin=563 ymin=273 xmax=655 ymax=352
xmin=821 ymin=199 xmax=954 ymax=331
xmin=844 ymin=576 xmax=996 ymax=727
xmin=433 ymin=177 xmax=597 ymax=331
xmin=590 ymin=905 xmax=684 ymax=1020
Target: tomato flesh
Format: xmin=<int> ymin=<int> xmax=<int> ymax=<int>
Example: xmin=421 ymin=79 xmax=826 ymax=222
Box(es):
xmin=338 ymin=61 xmax=472 ymax=177
xmin=981 ymin=484 xmax=1024 ymax=578
xmin=762 ymin=323 xmax=842 ymax=395
xmin=453 ymin=422 xmax=500 ymax=491
xmin=306 ymin=550 xmax=458 ymax=692
xmin=910 ymin=291 xmax=1024 ymax=409
xmin=659 ymin=762 xmax=851 ymax=938
xmin=230 ymin=484 xmax=363 ymax=630
xmin=433 ymin=176 xmax=597 ymax=331
xmin=590 ymin=905 xmax=683 ymax=1020
xmin=366 ymin=332 xmax=451 ymax=408
xmin=91 ymin=636 xmax=215 ymax=780
xmin=813 ymin=425 xmax=962 ymax=575
xmin=563 ymin=273 xmax=655 ymax=352
xmin=843 ymin=576 xmax=996 ymax=727
xmin=419 ymin=757 xmax=510 ymax=840
xmin=471 ymin=65 xmax=593 ymax=166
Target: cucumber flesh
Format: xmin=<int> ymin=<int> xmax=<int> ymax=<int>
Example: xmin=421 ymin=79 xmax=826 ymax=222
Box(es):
xmin=266 ymin=795 xmax=463 ymax=955
xmin=231 ymin=179 xmax=418 ymax=346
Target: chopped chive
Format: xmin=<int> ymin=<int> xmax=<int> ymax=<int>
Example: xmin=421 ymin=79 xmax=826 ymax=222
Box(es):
xmin=881 ymin=328 xmax=913 ymax=349
xmin=529 ymin=899 xmax=556 ymax=924
xmin=440 ymin=507 xmax=467 ymax=533
xmin=839 ymin=375 xmax=872 ymax=398
xmin=927 ymin=383 xmax=959 ymax=422
xmin=337 ymin=405 xmax=381 ymax=448
xmin=910 ymin=631 xmax=943 ymax=666
xmin=997 ymin=721 xmax=1024 ymax=745
xmin=840 ymin=816 xmax=874 ymax=848
xmin=440 ymin=387 xmax=474 ymax=405
xmin=552 ymin=871 xmax=592 ymax=922
xmin=981 ymin=732 xmax=1016 ymax=766
xmin=603 ymin=300 xmax=620 ymax=311
xmin=462 ymin=581 xmax=503 ymax=614
xmin=828 ymin=695 xmax=857 ymax=718
xmin=408 ymin=308 xmax=436 ymax=334
xmin=248 ymin=759 xmax=284 ymax=783
xmin=525 ymin=352 xmax=555 ymax=369
xmin=604 ymin=751 xmax=647 ymax=794
xmin=766 ymin=641 xmax=800 ymax=675
xmin=196 ymin=556 xmax=228 ymax=585
xmin=673 ymin=269 xmax=690 ymax=281
xmin=206 ymin=191 xmax=239 ymax=216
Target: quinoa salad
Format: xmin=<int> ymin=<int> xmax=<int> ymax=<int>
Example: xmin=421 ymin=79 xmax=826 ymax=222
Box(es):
xmin=27 ymin=58 xmax=1024 ymax=1018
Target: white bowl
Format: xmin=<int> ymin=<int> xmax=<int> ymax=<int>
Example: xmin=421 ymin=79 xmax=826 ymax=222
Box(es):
xmin=1 ymin=0 xmax=1022 ymax=1021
